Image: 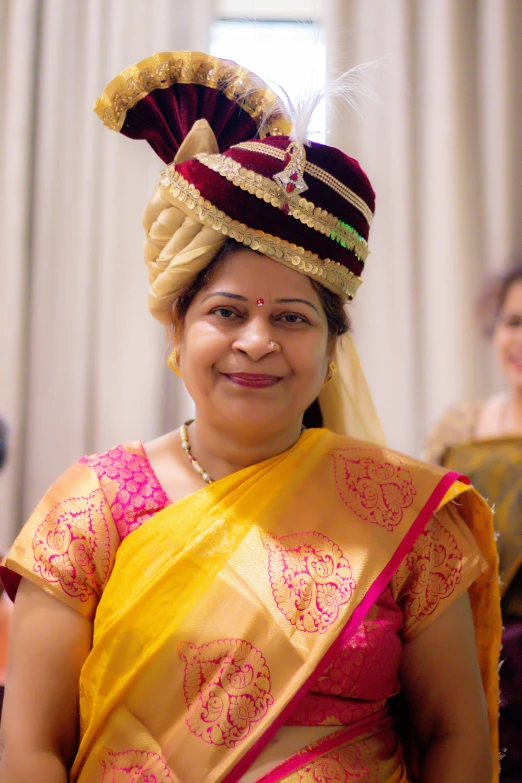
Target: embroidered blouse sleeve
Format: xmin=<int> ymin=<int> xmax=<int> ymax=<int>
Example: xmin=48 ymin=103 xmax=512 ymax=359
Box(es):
xmin=391 ymin=500 xmax=487 ymax=641
xmin=0 ymin=460 xmax=120 ymax=621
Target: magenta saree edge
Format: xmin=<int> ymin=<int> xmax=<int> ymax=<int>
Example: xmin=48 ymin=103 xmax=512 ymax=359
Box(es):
xmin=221 ymin=470 xmax=466 ymax=783
xmin=253 ymin=713 xmax=392 ymax=783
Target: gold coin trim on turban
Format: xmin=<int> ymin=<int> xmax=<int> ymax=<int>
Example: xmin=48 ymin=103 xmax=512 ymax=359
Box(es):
xmin=94 ymin=51 xmax=291 ymax=136
xmin=193 ymin=153 xmax=369 ymax=263
xmin=160 ymin=168 xmax=363 ymax=300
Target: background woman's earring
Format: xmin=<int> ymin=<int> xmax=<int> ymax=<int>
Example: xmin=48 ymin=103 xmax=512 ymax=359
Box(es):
xmin=167 ymin=350 xmax=182 ymax=377
xmin=324 ymin=361 xmax=337 ymax=386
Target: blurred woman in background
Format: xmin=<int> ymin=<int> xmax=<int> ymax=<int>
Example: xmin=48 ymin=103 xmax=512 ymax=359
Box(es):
xmin=425 ymin=264 xmax=522 ymax=782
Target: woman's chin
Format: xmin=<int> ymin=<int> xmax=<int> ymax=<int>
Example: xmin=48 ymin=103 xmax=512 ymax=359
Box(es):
xmin=218 ymin=400 xmax=299 ymax=434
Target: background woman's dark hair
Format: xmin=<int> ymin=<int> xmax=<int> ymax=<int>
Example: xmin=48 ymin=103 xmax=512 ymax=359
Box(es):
xmin=171 ymin=239 xmax=352 ymax=429
xmin=476 ymin=263 xmax=522 ymax=338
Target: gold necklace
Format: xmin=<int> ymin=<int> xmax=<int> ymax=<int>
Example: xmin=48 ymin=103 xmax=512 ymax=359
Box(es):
xmin=180 ymin=419 xmax=214 ymax=484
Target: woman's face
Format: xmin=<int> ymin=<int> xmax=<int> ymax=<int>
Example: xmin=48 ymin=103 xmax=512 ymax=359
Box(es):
xmin=494 ymin=279 xmax=522 ymax=391
xmin=177 ymin=250 xmax=332 ymax=433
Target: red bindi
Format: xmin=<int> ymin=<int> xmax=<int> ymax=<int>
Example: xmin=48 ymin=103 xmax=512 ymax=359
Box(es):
xmin=256 ymin=298 xmax=264 ymax=306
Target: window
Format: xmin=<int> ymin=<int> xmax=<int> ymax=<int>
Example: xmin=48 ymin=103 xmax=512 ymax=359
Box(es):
xmin=209 ymin=16 xmax=326 ymax=142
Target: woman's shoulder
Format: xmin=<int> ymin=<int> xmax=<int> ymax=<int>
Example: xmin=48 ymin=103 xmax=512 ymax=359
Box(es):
xmin=0 ymin=440 xmax=171 ymax=618
xmin=422 ymin=400 xmax=483 ymax=464
xmin=328 ymin=431 xmax=447 ymax=472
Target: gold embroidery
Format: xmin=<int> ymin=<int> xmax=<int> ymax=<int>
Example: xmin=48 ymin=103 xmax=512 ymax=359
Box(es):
xmin=94 ymin=51 xmax=291 ymax=136
xmin=193 ymin=153 xmax=369 ymax=263
xmin=160 ymin=168 xmax=363 ymax=300
xmin=233 ymin=141 xmax=374 ymax=226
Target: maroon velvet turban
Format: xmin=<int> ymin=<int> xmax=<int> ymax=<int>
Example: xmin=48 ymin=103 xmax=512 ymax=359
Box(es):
xmin=95 ymin=51 xmax=375 ymax=301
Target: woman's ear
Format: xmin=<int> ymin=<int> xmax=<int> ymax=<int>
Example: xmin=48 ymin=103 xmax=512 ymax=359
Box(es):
xmin=327 ymin=335 xmax=338 ymax=363
xmin=170 ymin=318 xmax=183 ymax=357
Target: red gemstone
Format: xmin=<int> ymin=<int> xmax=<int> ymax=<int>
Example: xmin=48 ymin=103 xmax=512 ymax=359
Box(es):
xmin=281 ymin=203 xmax=290 ymax=214
xmin=290 ymin=172 xmax=298 ymax=181
xmin=256 ymin=298 xmax=264 ymax=306
xmin=286 ymin=183 xmax=295 ymax=193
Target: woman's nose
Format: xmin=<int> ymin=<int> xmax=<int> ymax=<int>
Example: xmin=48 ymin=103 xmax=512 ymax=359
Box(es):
xmin=234 ymin=318 xmax=275 ymax=360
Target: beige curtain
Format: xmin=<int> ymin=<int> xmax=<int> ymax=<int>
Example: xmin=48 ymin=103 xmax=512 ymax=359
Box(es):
xmin=0 ymin=0 xmax=214 ymax=545
xmin=2 ymin=0 xmax=522 ymax=545
xmin=324 ymin=0 xmax=522 ymax=456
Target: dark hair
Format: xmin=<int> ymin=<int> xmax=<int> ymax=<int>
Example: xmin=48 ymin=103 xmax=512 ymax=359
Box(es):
xmin=476 ymin=263 xmax=522 ymax=338
xmin=172 ymin=238 xmax=350 ymax=337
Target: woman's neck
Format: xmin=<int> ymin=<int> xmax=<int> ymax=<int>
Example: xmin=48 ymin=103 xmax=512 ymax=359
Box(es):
xmin=503 ymin=388 xmax=522 ymax=434
xmin=185 ymin=416 xmax=305 ymax=481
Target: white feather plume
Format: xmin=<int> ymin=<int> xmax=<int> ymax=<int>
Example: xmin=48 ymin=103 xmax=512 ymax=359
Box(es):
xmin=260 ymin=61 xmax=382 ymax=145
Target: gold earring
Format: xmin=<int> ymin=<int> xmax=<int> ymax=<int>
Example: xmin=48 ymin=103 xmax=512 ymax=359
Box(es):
xmin=167 ymin=350 xmax=182 ymax=377
xmin=324 ymin=361 xmax=337 ymax=386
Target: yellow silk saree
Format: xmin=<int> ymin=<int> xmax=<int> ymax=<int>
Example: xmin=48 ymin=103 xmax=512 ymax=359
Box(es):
xmin=2 ymin=429 xmax=500 ymax=783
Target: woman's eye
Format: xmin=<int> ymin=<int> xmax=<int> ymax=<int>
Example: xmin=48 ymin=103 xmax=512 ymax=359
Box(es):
xmin=504 ymin=315 xmax=522 ymax=328
xmin=212 ymin=307 xmax=240 ymax=319
xmin=279 ymin=313 xmax=308 ymax=325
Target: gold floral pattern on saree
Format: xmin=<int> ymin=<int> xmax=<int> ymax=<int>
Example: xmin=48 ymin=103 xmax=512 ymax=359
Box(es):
xmin=298 ymin=737 xmax=381 ymax=782
xmin=395 ymin=516 xmax=463 ymax=620
xmin=332 ymin=450 xmax=416 ymax=531
xmin=262 ymin=531 xmax=356 ymax=633
xmin=99 ymin=749 xmax=173 ymax=782
xmin=178 ymin=639 xmax=274 ymax=748
xmin=32 ymin=489 xmax=111 ymax=603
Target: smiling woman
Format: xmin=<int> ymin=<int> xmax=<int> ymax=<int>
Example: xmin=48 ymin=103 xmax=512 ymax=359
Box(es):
xmin=424 ymin=263 xmax=522 ymax=779
xmin=0 ymin=51 xmax=501 ymax=783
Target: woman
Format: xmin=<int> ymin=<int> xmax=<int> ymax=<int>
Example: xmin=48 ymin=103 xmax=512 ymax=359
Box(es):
xmin=0 ymin=52 xmax=500 ymax=783
xmin=424 ymin=264 xmax=522 ymax=782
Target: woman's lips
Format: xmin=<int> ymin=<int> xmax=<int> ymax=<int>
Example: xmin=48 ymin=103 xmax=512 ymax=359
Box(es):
xmin=223 ymin=372 xmax=282 ymax=388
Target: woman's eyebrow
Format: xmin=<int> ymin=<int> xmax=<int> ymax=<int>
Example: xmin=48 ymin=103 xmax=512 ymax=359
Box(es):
xmin=200 ymin=293 xmax=319 ymax=313
xmin=201 ymin=292 xmax=248 ymax=303
xmin=275 ymin=298 xmax=319 ymax=313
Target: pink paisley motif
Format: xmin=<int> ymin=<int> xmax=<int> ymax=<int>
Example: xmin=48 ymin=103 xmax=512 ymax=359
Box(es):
xmin=81 ymin=443 xmax=170 ymax=540
xmin=178 ymin=638 xmax=274 ymax=748
xmin=99 ymin=748 xmax=173 ymax=782
xmin=32 ymin=489 xmax=111 ymax=602
xmin=331 ymin=449 xmax=416 ymax=531
xmin=298 ymin=738 xmax=382 ymax=782
xmin=395 ymin=517 xmax=462 ymax=620
xmin=262 ymin=531 xmax=356 ymax=634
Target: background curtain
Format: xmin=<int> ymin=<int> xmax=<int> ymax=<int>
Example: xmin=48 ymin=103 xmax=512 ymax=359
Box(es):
xmin=0 ymin=0 xmax=214 ymax=545
xmin=325 ymin=0 xmax=522 ymax=456
xmin=1 ymin=0 xmax=522 ymax=546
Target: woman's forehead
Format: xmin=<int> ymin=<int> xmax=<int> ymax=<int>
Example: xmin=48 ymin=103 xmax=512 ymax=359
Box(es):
xmin=502 ymin=279 xmax=522 ymax=312
xmin=204 ymin=250 xmax=319 ymax=298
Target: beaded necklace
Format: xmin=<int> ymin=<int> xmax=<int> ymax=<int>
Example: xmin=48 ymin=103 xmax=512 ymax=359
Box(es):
xmin=180 ymin=419 xmax=306 ymax=485
xmin=180 ymin=420 xmax=214 ymax=484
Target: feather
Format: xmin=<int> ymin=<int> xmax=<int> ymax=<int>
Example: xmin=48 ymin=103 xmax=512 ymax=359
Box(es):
xmin=272 ymin=60 xmax=383 ymax=145
xmin=217 ymin=64 xmax=290 ymax=135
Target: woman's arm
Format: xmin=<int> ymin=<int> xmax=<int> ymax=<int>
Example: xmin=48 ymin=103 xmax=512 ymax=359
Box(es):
xmin=0 ymin=579 xmax=92 ymax=783
xmin=400 ymin=591 xmax=492 ymax=783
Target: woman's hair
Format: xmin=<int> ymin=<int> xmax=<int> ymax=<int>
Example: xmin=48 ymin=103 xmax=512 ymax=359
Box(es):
xmin=476 ymin=263 xmax=522 ymax=338
xmin=171 ymin=238 xmax=351 ymax=337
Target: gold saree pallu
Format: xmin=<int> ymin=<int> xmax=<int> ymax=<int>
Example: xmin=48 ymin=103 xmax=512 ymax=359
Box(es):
xmin=69 ymin=429 xmax=500 ymax=783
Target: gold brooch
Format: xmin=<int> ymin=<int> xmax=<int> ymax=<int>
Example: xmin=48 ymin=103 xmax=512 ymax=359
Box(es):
xmin=273 ymin=141 xmax=308 ymax=213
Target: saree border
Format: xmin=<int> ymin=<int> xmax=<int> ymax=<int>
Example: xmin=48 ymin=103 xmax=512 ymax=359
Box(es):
xmin=222 ymin=470 xmax=466 ymax=783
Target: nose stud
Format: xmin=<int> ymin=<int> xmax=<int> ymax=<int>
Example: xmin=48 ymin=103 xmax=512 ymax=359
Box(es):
xmin=268 ymin=341 xmax=278 ymax=351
